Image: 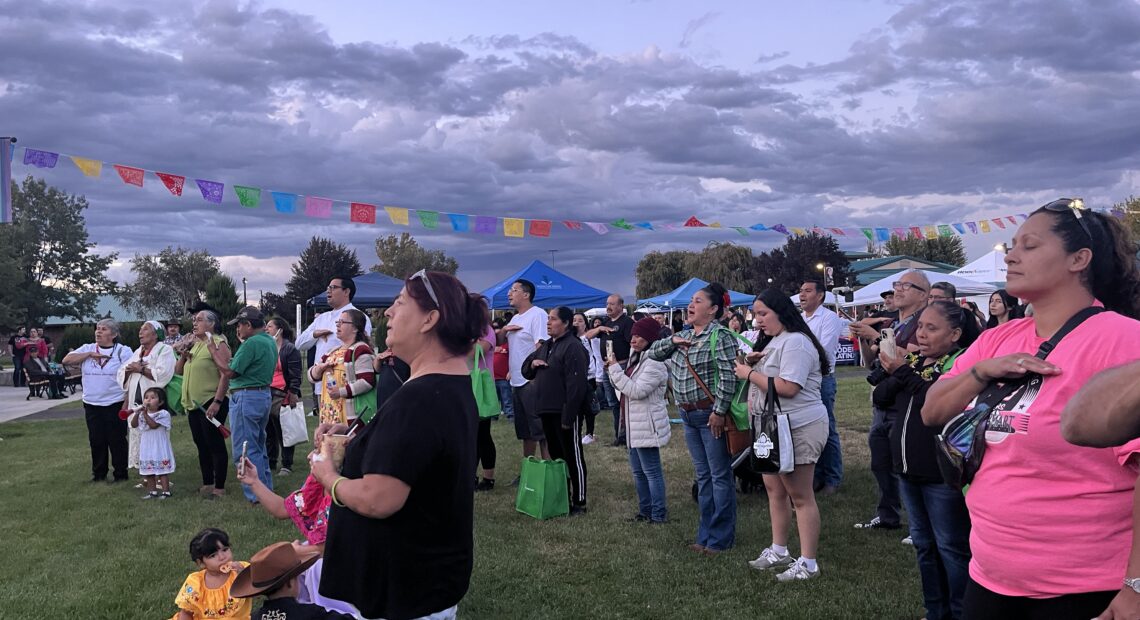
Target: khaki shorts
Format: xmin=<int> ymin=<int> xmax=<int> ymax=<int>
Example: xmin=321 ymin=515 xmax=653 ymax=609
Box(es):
xmin=791 ymin=416 xmax=828 ymax=465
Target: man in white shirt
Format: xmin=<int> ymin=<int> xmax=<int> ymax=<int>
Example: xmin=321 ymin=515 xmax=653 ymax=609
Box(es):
xmin=496 ymin=278 xmax=549 ymax=479
xmin=799 ymin=277 xmax=843 ymax=496
xmin=296 ymin=276 xmax=373 ymax=415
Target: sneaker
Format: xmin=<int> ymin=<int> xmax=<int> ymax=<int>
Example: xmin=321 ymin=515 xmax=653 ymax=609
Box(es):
xmin=581 ymin=434 xmax=596 ymax=445
xmin=141 ymin=492 xmax=159 ymax=500
xmin=748 ymin=547 xmax=794 ymax=571
xmin=901 ymin=535 xmax=913 ymax=546
xmin=475 ymin=478 xmax=495 ymax=492
xmin=569 ymin=505 xmax=587 ymax=516
xmin=159 ymin=492 xmax=171 ymax=500
xmin=776 ymin=558 xmax=820 ymax=582
xmin=854 ymin=516 xmax=901 ymax=530
xmin=278 ymin=467 xmax=292 ymax=476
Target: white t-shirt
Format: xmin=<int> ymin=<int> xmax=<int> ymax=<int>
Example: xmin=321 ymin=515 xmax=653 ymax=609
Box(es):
xmin=507 ymin=306 xmax=549 ymax=388
xmin=76 ymin=342 xmax=133 ymax=406
xmin=748 ymin=331 xmax=827 ymax=429
xmin=801 ymin=305 xmax=842 ymax=375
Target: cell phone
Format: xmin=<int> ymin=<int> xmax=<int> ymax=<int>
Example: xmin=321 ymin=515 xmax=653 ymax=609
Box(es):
xmin=606 ymin=341 xmax=615 ymax=361
xmin=238 ymin=441 xmax=248 ymax=477
xmin=880 ymin=328 xmax=897 ymax=358
xmin=736 ymin=353 xmax=748 ymax=366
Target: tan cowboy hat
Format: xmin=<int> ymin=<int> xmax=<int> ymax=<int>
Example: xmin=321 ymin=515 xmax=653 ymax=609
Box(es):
xmin=231 ymin=542 xmax=321 ymax=598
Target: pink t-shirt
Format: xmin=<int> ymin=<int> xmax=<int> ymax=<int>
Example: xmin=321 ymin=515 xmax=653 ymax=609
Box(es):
xmin=940 ymin=312 xmax=1140 ymax=597
xmin=477 ymin=325 xmax=496 ymax=371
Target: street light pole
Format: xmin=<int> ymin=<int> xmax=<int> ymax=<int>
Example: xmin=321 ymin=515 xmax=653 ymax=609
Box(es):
xmin=548 ymin=249 xmax=558 ymax=268
xmin=242 ymin=277 xmax=248 ymax=306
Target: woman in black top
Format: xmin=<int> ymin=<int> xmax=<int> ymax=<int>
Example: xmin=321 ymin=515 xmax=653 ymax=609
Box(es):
xmin=310 ymin=270 xmax=485 ymax=620
xmin=522 ymin=306 xmax=591 ymax=513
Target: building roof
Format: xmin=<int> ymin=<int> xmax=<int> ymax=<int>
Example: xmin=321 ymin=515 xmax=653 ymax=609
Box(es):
xmin=848 ymin=255 xmax=959 ymax=285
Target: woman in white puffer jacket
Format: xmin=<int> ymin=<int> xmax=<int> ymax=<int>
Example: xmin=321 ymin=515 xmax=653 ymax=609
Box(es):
xmin=608 ymin=317 xmax=671 ymax=523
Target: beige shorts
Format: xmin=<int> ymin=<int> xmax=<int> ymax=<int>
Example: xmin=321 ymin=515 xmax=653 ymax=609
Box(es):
xmin=791 ymin=416 xmax=829 ymax=465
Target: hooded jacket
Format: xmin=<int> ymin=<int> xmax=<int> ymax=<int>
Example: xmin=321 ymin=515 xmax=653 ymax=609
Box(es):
xmin=521 ymin=331 xmax=590 ymax=428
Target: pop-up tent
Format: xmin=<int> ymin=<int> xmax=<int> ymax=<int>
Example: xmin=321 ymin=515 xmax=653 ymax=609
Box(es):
xmin=846 ymin=270 xmax=997 ymax=307
xmin=951 ymin=250 xmax=1007 ymax=287
xmin=481 ymin=260 xmax=612 ymax=310
xmin=308 ymin=271 xmax=405 ymax=309
xmin=638 ymin=278 xmax=754 ymax=309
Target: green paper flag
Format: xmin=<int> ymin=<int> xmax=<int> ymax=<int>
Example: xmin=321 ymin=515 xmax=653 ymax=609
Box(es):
xmin=862 ymin=228 xmax=874 ymax=242
xmin=417 ymin=210 xmax=439 ymax=229
xmin=610 ymin=218 xmax=634 ymax=230
xmin=732 ymin=227 xmax=749 ymax=236
xmin=234 ymin=185 xmax=261 ymax=208
xmin=937 ymin=224 xmax=953 ymax=237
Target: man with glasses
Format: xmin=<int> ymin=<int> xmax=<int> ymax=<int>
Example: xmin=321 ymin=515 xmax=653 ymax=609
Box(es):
xmin=929 ymin=282 xmax=956 ymax=304
xmin=297 ymin=276 xmax=372 ymax=416
xmin=799 ymin=278 xmax=844 ymax=496
xmin=496 ymin=279 xmax=549 ymax=479
xmin=849 ymin=269 xmax=930 ymax=532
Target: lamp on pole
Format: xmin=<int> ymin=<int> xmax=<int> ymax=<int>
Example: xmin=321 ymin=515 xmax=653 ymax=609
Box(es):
xmin=548 ymin=249 xmax=558 ymax=268
xmin=242 ymin=277 xmax=248 ymax=306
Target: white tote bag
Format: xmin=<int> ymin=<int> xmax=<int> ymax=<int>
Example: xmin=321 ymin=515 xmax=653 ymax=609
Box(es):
xmin=280 ymin=403 xmax=309 ymax=447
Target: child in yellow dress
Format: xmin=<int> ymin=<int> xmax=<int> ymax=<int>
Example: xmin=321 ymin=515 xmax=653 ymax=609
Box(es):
xmin=171 ymin=528 xmax=252 ymax=620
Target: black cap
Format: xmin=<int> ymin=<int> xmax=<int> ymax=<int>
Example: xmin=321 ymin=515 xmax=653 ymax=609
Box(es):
xmin=879 ymin=290 xmax=895 ymax=299
xmin=227 ymin=306 xmax=264 ymax=326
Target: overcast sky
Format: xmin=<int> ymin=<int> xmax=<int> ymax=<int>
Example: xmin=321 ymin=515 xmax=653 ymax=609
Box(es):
xmin=4 ymin=0 xmax=1140 ymax=302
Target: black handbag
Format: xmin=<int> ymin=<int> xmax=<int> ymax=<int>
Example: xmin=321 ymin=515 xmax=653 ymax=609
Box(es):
xmin=935 ymin=307 xmax=1103 ymax=489
xmin=733 ymin=376 xmax=794 ymax=475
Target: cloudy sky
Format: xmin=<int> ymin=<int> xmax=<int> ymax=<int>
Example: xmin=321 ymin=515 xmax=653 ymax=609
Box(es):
xmin=4 ymin=0 xmax=1140 ymax=302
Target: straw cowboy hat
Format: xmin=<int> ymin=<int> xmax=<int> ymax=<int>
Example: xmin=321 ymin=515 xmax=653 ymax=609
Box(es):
xmin=231 ymin=542 xmax=321 ymax=598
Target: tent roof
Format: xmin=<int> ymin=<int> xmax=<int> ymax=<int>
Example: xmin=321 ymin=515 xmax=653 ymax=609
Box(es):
xmin=638 ymin=278 xmax=754 ymax=308
xmin=951 ymin=250 xmax=1007 ymax=287
xmin=480 ymin=260 xmax=611 ymax=310
xmin=846 ymin=270 xmax=997 ymax=307
xmin=308 ymin=271 xmax=405 ymax=308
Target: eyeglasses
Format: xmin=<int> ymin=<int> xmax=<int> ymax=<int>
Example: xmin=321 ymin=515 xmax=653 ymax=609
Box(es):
xmin=892 ymin=281 xmax=927 ymax=293
xmin=1041 ymin=198 xmax=1093 ymax=241
xmin=410 ymin=269 xmax=439 ymax=308
xmin=327 ymin=285 xmax=345 ymax=292
xmin=929 ymin=293 xmax=951 ymax=301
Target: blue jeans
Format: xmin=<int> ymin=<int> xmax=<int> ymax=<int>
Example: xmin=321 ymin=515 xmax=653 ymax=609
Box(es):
xmin=494 ymin=379 xmax=514 ymax=419
xmin=680 ymin=409 xmax=736 ymax=550
xmin=629 ymin=447 xmax=667 ymax=522
xmin=814 ymin=374 xmax=843 ymax=488
xmin=230 ymin=387 xmax=273 ymax=502
xmin=899 ymin=478 xmax=972 ymax=620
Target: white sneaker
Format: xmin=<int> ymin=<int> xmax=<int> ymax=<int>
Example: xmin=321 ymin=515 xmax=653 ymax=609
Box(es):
xmin=581 ymin=434 xmax=596 ymax=445
xmin=901 ymin=535 xmax=913 ymax=546
xmin=748 ymin=547 xmax=794 ymax=571
xmin=775 ymin=558 xmax=820 ymax=582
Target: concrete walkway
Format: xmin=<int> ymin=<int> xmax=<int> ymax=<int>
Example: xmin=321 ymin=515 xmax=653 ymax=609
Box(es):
xmin=0 ymin=386 xmax=84 ymax=423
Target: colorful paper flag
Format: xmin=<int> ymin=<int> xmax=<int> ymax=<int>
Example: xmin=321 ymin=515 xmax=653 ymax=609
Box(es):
xmin=750 ymin=223 xmax=768 ymax=231
xmin=610 ymin=219 xmax=634 ymax=230
xmin=416 ymin=210 xmax=439 ymax=229
xmin=384 ymin=206 xmax=409 ymax=225
xmin=448 ymin=213 xmax=469 ymax=232
xmin=585 ymin=222 xmax=608 ymax=235
xmin=562 ymin=220 xmax=583 ymax=231
xmin=0 ymin=139 xmax=11 ymax=223
xmin=271 ymin=191 xmax=296 ymax=213
xmin=892 ymin=227 xmax=908 ymax=239
xmin=874 ymin=227 xmax=890 ymax=242
xmin=234 ymin=185 xmax=261 ymax=208
xmin=1018 ymin=213 xmax=1029 ymax=221
xmin=937 ymin=224 xmax=953 ymax=237
xmin=709 ymin=222 xmax=723 ymax=228
xmin=828 ymin=228 xmax=847 ymax=236
xmin=157 ymin=172 xmax=185 ymax=196
xmin=923 ymin=225 xmax=938 ymax=239
xmin=791 ymin=227 xmax=806 ymax=235
xmin=350 ymin=202 xmax=376 ymax=224
xmin=475 ymin=216 xmax=497 ymax=234
xmin=992 ymin=218 xmax=1006 ymax=230
xmin=1006 ymin=216 xmax=1017 ymax=225
xmin=952 ymin=223 xmax=966 ymax=235
xmin=529 ymin=220 xmax=552 ymax=237
xmin=979 ymin=220 xmax=991 ymax=233
xmin=305 ymin=196 xmax=332 ymax=218
xmin=966 ymin=221 xmax=978 ymax=234
xmin=772 ymin=224 xmax=790 ymax=235
xmin=70 ymin=156 xmax=102 ymax=177
xmin=634 ymin=222 xmax=654 ymax=230
xmin=114 ymin=165 xmax=145 ymax=187
xmin=23 ymin=148 xmax=58 ymax=168
xmin=683 ymin=216 xmax=707 ymax=227
xmin=196 ymin=179 xmax=224 ymax=204
xmin=861 ymin=228 xmax=873 ymax=242
xmin=731 ymin=227 xmax=748 ymax=236
xmin=910 ymin=226 xmax=923 ymax=239
xmin=503 ymin=218 xmax=525 ymax=238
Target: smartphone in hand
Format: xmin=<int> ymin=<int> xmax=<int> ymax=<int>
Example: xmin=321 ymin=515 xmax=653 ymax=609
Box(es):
xmin=237 ymin=441 xmax=248 ymax=477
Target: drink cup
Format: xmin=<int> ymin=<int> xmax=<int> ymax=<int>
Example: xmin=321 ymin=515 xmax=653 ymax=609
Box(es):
xmin=324 ymin=434 xmax=351 ymax=471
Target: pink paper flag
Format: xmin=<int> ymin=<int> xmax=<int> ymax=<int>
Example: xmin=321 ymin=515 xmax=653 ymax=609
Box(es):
xmin=114 ymin=165 xmax=145 ymax=187
xmin=305 ymin=196 xmax=332 ymax=218
xmin=585 ymin=222 xmax=608 ymax=235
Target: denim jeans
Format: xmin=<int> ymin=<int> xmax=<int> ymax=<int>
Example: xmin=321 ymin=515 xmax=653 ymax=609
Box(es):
xmin=494 ymin=379 xmax=514 ymax=419
xmin=869 ymin=406 xmax=900 ymax=525
xmin=629 ymin=447 xmax=667 ymax=522
xmin=814 ymin=373 xmax=843 ymax=488
xmin=230 ymin=387 xmax=273 ymax=502
xmin=680 ymin=409 xmax=736 ymax=550
xmin=899 ymin=478 xmax=971 ymax=620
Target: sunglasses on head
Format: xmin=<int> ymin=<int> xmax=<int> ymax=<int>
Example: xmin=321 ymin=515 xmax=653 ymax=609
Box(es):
xmin=1040 ymin=198 xmax=1093 ymax=241
xmin=410 ymin=269 xmax=440 ymax=308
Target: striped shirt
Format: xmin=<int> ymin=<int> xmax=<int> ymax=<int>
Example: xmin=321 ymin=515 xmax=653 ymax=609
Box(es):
xmin=646 ymin=323 xmax=739 ymax=415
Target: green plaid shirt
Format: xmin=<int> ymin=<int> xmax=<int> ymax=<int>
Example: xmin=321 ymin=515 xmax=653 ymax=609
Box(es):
xmin=647 ymin=323 xmax=739 ymax=415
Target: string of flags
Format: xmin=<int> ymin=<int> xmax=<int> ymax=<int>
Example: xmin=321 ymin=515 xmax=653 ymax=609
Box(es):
xmin=7 ymin=144 xmax=1125 ymax=237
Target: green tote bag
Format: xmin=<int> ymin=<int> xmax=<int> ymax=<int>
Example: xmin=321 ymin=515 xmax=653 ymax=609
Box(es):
xmin=515 ymin=457 xmax=570 ymax=520
xmin=472 ymin=346 xmax=501 ymax=419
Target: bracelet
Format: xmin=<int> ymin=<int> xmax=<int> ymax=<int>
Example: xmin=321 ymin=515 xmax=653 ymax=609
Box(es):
xmin=969 ymin=367 xmax=987 ymax=384
xmin=747 ymin=369 xmax=756 ymax=383
xmin=330 ymin=476 xmax=348 ymax=508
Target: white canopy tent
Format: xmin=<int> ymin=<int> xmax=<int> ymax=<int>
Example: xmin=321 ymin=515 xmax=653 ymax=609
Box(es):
xmin=845 ymin=270 xmax=998 ymax=307
xmin=951 ymin=250 xmax=1007 ymax=287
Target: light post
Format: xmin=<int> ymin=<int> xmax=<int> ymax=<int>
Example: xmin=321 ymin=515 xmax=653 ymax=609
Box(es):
xmin=548 ymin=249 xmax=558 ymax=268
xmin=242 ymin=277 xmax=248 ymax=305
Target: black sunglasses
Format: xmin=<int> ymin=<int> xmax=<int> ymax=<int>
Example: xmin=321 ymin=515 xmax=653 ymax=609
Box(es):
xmin=1040 ymin=198 xmax=1093 ymax=241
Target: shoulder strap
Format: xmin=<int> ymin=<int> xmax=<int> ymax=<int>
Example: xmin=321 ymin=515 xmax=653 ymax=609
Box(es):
xmin=682 ymin=354 xmax=715 ymax=403
xmin=1035 ymin=307 xmax=1104 ymax=360
xmin=764 ymin=375 xmax=782 ymax=414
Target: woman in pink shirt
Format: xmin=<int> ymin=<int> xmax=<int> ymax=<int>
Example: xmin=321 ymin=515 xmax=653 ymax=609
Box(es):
xmin=924 ymin=199 xmax=1140 ymax=619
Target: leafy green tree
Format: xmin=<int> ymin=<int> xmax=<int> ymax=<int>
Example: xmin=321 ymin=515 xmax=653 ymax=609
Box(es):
xmin=285 ymin=237 xmax=364 ymax=308
xmin=205 ymin=273 xmax=243 ymax=345
xmin=1110 ymin=195 xmax=1140 ymax=242
xmin=634 ymin=250 xmax=689 ymax=299
xmin=0 ymin=177 xmax=116 ymax=328
xmin=683 ymin=242 xmax=758 ymax=294
xmin=114 ymin=247 xmax=220 ymax=320
xmin=883 ymin=235 xmax=967 ymax=266
xmin=754 ymin=232 xmax=852 ymax=294
xmin=372 ymin=232 xmax=458 ymax=279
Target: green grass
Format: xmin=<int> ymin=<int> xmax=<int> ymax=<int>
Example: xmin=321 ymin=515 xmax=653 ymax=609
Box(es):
xmin=0 ymin=373 xmax=924 ymax=619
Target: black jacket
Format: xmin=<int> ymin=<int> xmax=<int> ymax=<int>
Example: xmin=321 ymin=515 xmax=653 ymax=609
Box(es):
xmin=278 ymin=340 xmax=303 ymax=397
xmin=872 ymin=352 xmax=958 ymax=483
xmin=521 ymin=332 xmax=590 ymax=427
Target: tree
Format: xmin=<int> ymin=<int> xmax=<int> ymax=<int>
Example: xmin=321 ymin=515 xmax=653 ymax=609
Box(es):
xmin=1111 ymin=195 xmax=1140 ymax=242
xmin=259 ymin=291 xmax=296 ymax=323
xmin=882 ymin=235 xmax=968 ymax=266
xmin=205 ymin=273 xmax=243 ymax=345
xmin=114 ymin=247 xmax=220 ymax=319
xmin=635 ymin=250 xmax=689 ymax=299
xmin=372 ymin=232 xmax=458 ymax=279
xmin=754 ymin=232 xmax=852 ymax=294
xmin=285 ymin=237 xmax=364 ymax=306
xmin=683 ymin=242 xmax=757 ymax=294
xmin=0 ymin=176 xmax=116 ymax=328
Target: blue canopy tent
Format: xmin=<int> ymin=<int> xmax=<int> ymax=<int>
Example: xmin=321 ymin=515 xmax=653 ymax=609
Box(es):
xmin=638 ymin=278 xmax=754 ymax=309
xmin=308 ymin=271 xmax=405 ymax=309
xmin=481 ymin=260 xmax=611 ymax=310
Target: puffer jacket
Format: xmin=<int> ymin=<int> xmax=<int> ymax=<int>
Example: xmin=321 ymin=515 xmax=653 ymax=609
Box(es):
xmin=521 ymin=332 xmax=590 ymax=428
xmin=608 ymin=352 xmax=671 ymax=449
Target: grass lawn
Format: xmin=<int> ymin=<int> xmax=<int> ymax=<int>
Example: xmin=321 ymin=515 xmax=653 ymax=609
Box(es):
xmin=0 ymin=372 xmax=925 ymax=619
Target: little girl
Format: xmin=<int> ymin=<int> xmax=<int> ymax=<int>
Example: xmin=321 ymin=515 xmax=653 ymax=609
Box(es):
xmin=132 ymin=386 xmax=175 ymax=499
xmin=172 ymin=528 xmax=252 ymax=620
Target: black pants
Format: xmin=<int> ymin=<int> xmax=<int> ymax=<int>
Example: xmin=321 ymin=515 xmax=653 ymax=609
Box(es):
xmin=476 ymin=418 xmax=496 ymax=471
xmin=581 ymin=378 xmax=599 ymax=436
xmin=869 ymin=406 xmax=901 ymax=526
xmin=187 ymin=406 xmax=230 ymax=490
xmin=84 ymin=401 xmax=127 ymax=481
xmin=541 ymin=413 xmax=587 ymax=507
xmin=12 ymin=355 xmax=25 ymax=387
xmin=962 ymin=576 xmax=1116 ymax=619
xmin=266 ymin=390 xmax=296 ymax=470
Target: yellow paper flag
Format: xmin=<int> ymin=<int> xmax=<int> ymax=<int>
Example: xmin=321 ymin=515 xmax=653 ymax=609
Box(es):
xmin=503 ymin=218 xmax=525 ymax=238
xmin=384 ymin=206 xmax=410 ymax=226
xmin=709 ymin=221 xmax=723 ymax=228
xmin=979 ymin=220 xmax=991 ymax=233
xmin=70 ymin=156 xmax=103 ymax=177
xmin=790 ymin=227 xmax=806 ymax=236
xmin=923 ymin=225 xmax=938 ymax=239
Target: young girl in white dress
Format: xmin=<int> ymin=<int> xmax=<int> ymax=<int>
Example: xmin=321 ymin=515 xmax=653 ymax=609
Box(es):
xmin=132 ymin=386 xmax=176 ymax=499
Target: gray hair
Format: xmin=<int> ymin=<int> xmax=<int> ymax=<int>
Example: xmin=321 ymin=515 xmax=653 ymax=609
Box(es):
xmin=197 ymin=310 xmax=221 ymax=330
xmin=901 ymin=269 xmax=931 ymax=290
xmin=96 ymin=318 xmax=120 ymax=337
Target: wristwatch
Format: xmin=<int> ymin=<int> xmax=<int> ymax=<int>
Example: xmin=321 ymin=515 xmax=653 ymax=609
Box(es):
xmin=1125 ymin=577 xmax=1140 ymax=594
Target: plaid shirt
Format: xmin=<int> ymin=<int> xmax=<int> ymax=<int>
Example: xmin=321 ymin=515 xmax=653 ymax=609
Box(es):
xmin=647 ymin=322 xmax=739 ymax=415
